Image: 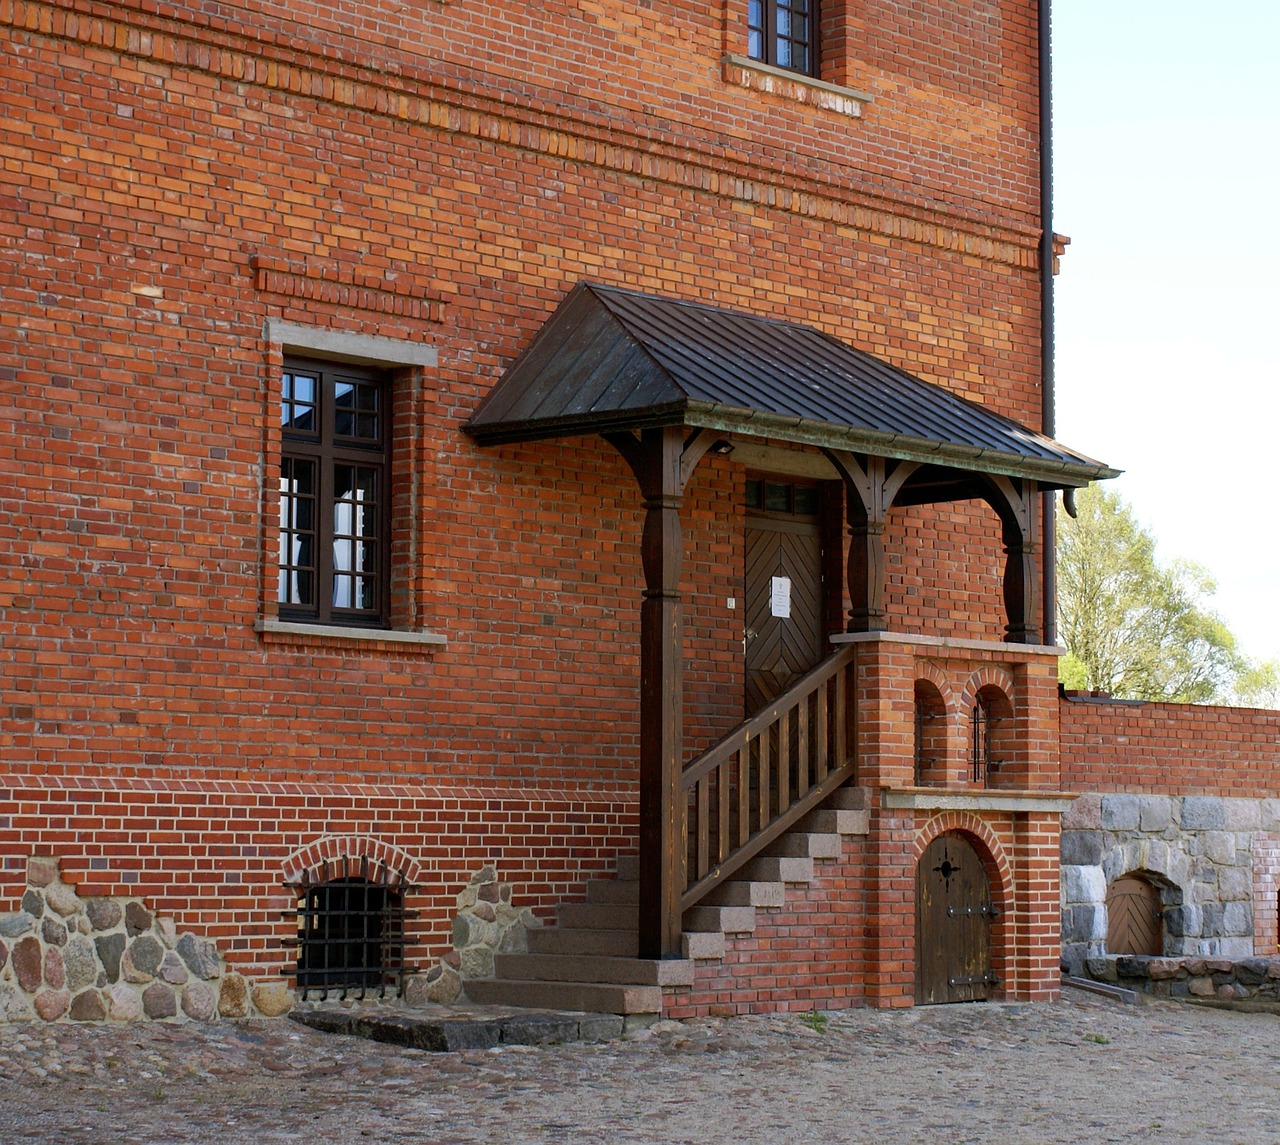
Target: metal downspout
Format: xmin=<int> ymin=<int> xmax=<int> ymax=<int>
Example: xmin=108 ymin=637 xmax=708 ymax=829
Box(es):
xmin=1039 ymin=0 xmax=1056 ymax=645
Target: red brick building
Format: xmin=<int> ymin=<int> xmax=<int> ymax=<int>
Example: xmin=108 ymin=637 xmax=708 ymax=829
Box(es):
xmin=2 ymin=0 xmax=1132 ymax=1022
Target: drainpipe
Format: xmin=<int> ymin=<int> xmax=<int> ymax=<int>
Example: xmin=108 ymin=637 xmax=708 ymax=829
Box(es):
xmin=1039 ymin=0 xmax=1056 ymax=646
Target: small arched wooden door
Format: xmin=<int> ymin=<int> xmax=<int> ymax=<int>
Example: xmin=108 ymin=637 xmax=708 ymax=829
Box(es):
xmin=1106 ymin=874 xmax=1163 ymax=956
xmin=916 ymin=834 xmax=998 ymax=1004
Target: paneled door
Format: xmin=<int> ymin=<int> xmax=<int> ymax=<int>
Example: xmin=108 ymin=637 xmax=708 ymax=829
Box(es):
xmin=916 ymin=833 xmax=997 ymax=1004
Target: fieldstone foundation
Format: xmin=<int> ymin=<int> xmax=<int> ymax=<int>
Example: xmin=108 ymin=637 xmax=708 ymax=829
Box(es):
xmin=1087 ymin=954 xmax=1280 ymax=1004
xmin=404 ymin=865 xmax=540 ymax=1006
xmin=0 ymin=857 xmax=293 ymax=1023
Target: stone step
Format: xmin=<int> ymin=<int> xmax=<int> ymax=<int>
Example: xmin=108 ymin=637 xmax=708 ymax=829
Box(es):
xmin=803 ymin=807 xmax=869 ymax=836
xmin=586 ymin=878 xmax=639 ymax=905
xmin=742 ymin=855 xmax=814 ymax=884
xmin=825 ymin=785 xmax=869 ymax=811
xmin=681 ymin=930 xmax=726 ymax=960
xmin=614 ymin=854 xmax=640 ymax=881
xmin=526 ymin=927 xmax=638 ymax=957
xmin=683 ymin=903 xmax=756 ymax=934
xmin=465 ymin=978 xmax=662 ymax=1016
xmin=556 ymin=902 xmax=638 ymax=930
xmin=494 ymin=953 xmax=694 ymax=987
xmin=766 ymin=831 xmax=841 ymax=860
xmin=704 ymin=879 xmax=785 ymax=908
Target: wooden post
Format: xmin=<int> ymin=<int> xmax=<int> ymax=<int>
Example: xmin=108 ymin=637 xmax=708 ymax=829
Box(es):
xmin=824 ymin=451 xmax=917 ymax=633
xmin=606 ymin=427 xmax=718 ymax=959
xmin=982 ymin=476 xmax=1043 ymax=645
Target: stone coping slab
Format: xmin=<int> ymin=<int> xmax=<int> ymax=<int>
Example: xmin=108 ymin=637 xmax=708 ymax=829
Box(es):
xmin=292 ymin=1001 xmax=625 ymax=1052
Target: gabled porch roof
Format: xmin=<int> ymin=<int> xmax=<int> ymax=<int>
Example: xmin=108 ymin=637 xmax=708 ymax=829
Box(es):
xmin=465 ymin=282 xmax=1117 ymax=491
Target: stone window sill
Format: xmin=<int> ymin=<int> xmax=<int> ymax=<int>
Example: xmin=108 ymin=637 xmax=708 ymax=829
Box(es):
xmin=722 ymin=55 xmax=873 ymax=118
xmin=256 ymin=618 xmax=447 ymax=653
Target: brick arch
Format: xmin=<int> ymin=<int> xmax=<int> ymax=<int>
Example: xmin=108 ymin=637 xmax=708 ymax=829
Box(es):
xmin=912 ymin=812 xmax=1014 ymax=912
xmin=282 ymin=835 xmax=423 ymax=889
xmin=958 ymin=666 xmax=1017 ymax=714
xmin=914 ymin=661 xmax=958 ymax=718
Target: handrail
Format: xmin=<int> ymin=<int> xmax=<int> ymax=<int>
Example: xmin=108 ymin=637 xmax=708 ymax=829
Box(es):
xmin=680 ymin=643 xmax=858 ymax=911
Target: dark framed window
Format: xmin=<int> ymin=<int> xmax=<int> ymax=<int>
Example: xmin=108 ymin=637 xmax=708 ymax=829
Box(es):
xmin=748 ymin=0 xmax=817 ymax=76
xmin=278 ymin=358 xmax=390 ymax=627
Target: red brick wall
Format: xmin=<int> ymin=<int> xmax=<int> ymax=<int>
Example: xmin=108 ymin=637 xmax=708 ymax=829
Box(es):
xmin=1060 ymin=698 xmax=1280 ymax=798
xmin=1 ymin=0 xmax=1049 ymax=994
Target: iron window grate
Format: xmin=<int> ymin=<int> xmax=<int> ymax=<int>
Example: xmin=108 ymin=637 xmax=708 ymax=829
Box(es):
xmin=286 ymin=856 xmax=417 ymax=1001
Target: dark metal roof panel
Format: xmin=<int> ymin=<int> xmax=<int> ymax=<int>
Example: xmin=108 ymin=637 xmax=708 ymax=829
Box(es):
xmin=466 ymin=282 xmax=1116 ymax=485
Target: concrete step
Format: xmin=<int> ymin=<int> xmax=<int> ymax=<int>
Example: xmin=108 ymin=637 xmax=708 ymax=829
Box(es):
xmin=526 ymin=927 xmax=638 ymax=957
xmin=704 ymin=879 xmax=785 ymax=908
xmin=804 ymin=807 xmax=869 ymax=836
xmin=586 ymin=878 xmax=639 ymax=905
xmin=495 ymin=953 xmax=694 ymax=987
xmin=465 ymin=978 xmax=662 ymax=1016
xmin=556 ymin=902 xmax=638 ymax=930
xmin=743 ymin=855 xmax=814 ymax=884
xmin=614 ymin=854 xmax=640 ymax=881
xmin=766 ymin=831 xmax=841 ymax=860
xmin=683 ymin=903 xmax=756 ymax=934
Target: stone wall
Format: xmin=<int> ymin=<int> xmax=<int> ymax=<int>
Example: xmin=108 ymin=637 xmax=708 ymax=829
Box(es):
xmin=1061 ymin=794 xmax=1280 ymax=974
xmin=1087 ymin=954 xmax=1280 ymax=1004
xmin=0 ymin=858 xmax=292 ymax=1023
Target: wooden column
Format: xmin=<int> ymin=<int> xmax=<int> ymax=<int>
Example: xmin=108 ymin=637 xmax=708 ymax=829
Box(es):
xmin=824 ymin=451 xmax=917 ymax=633
xmin=982 ymin=476 xmax=1043 ymax=644
xmin=606 ymin=426 xmax=718 ymax=959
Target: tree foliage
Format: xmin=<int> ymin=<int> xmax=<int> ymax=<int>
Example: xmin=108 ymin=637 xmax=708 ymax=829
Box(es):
xmin=1056 ymin=485 xmax=1278 ymax=707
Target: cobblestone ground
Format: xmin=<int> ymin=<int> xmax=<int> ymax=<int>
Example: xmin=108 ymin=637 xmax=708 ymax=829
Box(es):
xmin=1 ymin=989 xmax=1278 ymax=1144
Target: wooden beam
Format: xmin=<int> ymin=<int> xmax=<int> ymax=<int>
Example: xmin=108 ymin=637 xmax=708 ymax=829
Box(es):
xmin=605 ymin=426 xmax=709 ymax=958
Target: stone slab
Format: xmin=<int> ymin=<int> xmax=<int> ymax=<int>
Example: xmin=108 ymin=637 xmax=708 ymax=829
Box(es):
xmin=293 ymin=1004 xmax=626 ymax=1052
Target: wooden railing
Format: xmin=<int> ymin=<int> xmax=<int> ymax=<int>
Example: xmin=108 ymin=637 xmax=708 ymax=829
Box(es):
xmin=681 ymin=643 xmax=858 ymax=911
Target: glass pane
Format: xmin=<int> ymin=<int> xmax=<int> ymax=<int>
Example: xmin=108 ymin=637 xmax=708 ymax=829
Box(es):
xmin=278 ymin=458 xmax=316 ymax=607
xmin=749 ymin=29 xmax=763 ymax=59
xmin=794 ymin=486 xmax=819 ymax=515
xmin=777 ymin=10 xmax=791 ymax=37
xmin=764 ymin=482 xmax=790 ymax=512
xmin=332 ymin=573 xmax=354 ymax=610
xmin=282 ymin=371 xmax=318 ymax=432
xmin=746 ymin=479 xmax=763 ymax=509
xmin=335 ymin=379 xmax=379 ymax=441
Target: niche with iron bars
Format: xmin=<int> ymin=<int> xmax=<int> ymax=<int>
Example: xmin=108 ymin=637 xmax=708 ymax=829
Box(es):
xmin=286 ymin=855 xmax=416 ymax=1001
xmin=969 ymin=686 xmax=1013 ymax=788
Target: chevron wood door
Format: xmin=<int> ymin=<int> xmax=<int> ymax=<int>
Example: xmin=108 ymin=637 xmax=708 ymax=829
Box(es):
xmin=744 ymin=485 xmax=825 ymax=716
xmin=1106 ymin=874 xmax=1163 ymax=956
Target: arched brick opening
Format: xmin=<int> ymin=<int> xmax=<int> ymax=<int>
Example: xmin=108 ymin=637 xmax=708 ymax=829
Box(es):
xmin=913 ymin=678 xmax=949 ymax=786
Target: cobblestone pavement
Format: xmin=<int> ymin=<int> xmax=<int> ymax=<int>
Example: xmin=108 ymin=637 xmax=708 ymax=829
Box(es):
xmin=1 ymin=988 xmax=1278 ymax=1144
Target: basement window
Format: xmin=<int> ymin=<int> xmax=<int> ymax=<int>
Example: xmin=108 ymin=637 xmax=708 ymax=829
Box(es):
xmin=295 ymin=874 xmax=409 ymax=1000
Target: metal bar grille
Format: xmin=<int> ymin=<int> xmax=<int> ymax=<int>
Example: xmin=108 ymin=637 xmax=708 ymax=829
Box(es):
xmin=287 ymin=856 xmax=416 ymax=1001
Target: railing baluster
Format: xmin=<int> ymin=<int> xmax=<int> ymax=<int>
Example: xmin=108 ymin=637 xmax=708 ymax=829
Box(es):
xmin=797 ymin=696 xmax=810 ymax=795
xmin=716 ymin=759 xmax=730 ymax=863
xmin=833 ymin=663 xmax=847 ymax=771
xmin=737 ymin=743 xmax=750 ymax=848
xmin=757 ymin=728 xmax=771 ymax=832
xmin=815 ymin=676 xmax=829 ymax=782
xmin=697 ymin=775 xmax=710 ymax=879
xmin=777 ymin=708 xmax=791 ymax=810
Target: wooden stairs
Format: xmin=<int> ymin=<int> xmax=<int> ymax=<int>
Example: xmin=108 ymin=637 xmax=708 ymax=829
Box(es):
xmin=463 ymin=786 xmax=869 ymax=1021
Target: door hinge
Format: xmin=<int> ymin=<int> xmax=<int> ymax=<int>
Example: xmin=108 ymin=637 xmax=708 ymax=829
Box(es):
xmin=948 ymin=972 xmax=1000 ymax=988
xmin=947 ymin=902 xmax=1001 ymax=919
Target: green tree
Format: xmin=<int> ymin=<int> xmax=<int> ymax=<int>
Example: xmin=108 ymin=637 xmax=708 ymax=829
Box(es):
xmin=1056 ymin=484 xmax=1278 ymax=706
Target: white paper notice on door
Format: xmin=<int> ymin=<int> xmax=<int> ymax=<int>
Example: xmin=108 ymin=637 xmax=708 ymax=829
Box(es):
xmin=770 ymin=576 xmax=792 ymax=619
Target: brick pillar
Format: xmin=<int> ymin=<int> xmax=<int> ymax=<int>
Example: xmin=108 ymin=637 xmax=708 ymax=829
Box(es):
xmin=1008 ymin=811 xmax=1061 ymax=1001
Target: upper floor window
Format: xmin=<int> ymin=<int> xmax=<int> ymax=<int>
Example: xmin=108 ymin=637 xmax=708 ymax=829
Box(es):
xmin=278 ymin=358 xmax=390 ymax=627
xmin=748 ymin=0 xmax=817 ymax=76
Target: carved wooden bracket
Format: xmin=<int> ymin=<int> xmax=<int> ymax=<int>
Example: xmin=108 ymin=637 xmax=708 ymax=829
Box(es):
xmin=980 ymin=475 xmax=1042 ymax=644
xmin=823 ymin=450 xmax=918 ymax=632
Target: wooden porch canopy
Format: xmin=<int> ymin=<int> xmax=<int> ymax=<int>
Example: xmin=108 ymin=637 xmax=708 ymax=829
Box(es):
xmin=465 ymin=281 xmax=1116 ymax=957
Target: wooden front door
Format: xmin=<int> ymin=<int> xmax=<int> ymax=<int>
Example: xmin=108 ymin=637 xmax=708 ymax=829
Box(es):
xmin=1107 ymin=874 xmax=1163 ymax=956
xmin=916 ymin=834 xmax=997 ymax=1004
xmin=744 ymin=479 xmax=825 ymax=715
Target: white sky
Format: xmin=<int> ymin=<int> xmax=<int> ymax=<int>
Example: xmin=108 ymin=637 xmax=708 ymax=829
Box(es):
xmin=1052 ymin=0 xmax=1280 ymax=668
